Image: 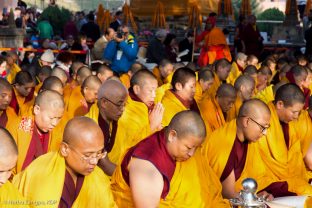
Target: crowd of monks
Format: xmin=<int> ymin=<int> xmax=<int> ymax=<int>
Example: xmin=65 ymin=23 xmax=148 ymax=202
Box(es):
xmin=2 ymin=48 xmax=312 ymax=208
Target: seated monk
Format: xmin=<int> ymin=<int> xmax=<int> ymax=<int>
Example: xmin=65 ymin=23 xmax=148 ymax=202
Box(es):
xmin=258 ymin=84 xmax=312 ymax=195
xmin=256 ymin=66 xmax=272 ymax=92
xmin=161 ymin=67 xmax=200 ymax=127
xmin=7 ymin=90 xmax=64 ymax=173
xmin=153 ymin=59 xmax=174 ymax=86
xmin=118 ymin=69 xmax=164 ymax=151
xmin=227 ymin=75 xmax=255 ymax=121
xmin=199 ymin=83 xmax=236 ymax=133
xmin=51 ymin=67 xmax=68 ymax=87
xmin=194 ymin=69 xmax=215 ymax=102
xmin=284 ymin=65 xmax=311 ymax=109
xmin=246 ymin=54 xmax=259 ymax=68
xmin=86 ymin=80 xmax=128 ymax=175
xmin=111 ymin=111 xmax=224 ymax=207
xmin=207 ymin=58 xmax=232 ymax=98
xmin=120 ymin=62 xmax=144 ymax=88
xmin=34 ymin=66 xmax=52 ymax=96
xmin=5 ymin=52 xmax=21 ymax=84
xmin=0 ymin=78 xmax=18 ymax=129
xmin=69 ymin=61 xmax=85 ymax=84
xmin=96 ymin=64 xmax=114 ymax=83
xmin=13 ymin=117 xmax=116 ymax=207
xmin=39 ymin=76 xmax=64 ymax=96
xmin=63 ymin=66 xmax=91 ymax=110
xmin=0 ymin=128 xmax=29 ymax=208
xmin=226 ymin=52 xmax=247 ymax=85
xmin=9 ymin=71 xmax=35 ymax=116
xmin=66 ymin=75 xmax=101 ymax=118
xmin=243 ymin=65 xmax=258 ymax=82
xmin=202 ymin=99 xmax=296 ymax=199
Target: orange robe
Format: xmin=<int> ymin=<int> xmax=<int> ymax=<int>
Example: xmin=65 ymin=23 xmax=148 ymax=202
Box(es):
xmin=0 ymin=107 xmax=18 ymax=129
xmin=10 ymin=88 xmax=35 ymax=117
xmin=257 ymin=102 xmax=312 ymax=195
xmin=226 ymin=62 xmax=243 ymax=85
xmin=206 ymin=73 xmax=222 ymax=99
xmin=64 ymin=86 xmax=92 ymax=118
xmin=226 ymin=96 xmax=243 ymax=122
xmin=119 ymin=73 xmax=130 ymax=89
xmin=254 ymin=84 xmax=274 ymax=104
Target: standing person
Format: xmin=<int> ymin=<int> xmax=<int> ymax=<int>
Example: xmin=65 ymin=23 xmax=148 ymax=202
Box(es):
xmin=37 ymin=18 xmax=54 ymax=40
xmin=163 ymin=33 xmax=178 ymax=63
xmin=298 ymin=0 xmax=307 ymax=20
xmin=109 ymin=11 xmax=123 ymax=32
xmin=63 ymin=15 xmax=78 ymax=39
xmin=241 ymin=15 xmax=263 ymax=59
xmin=92 ymin=28 xmax=115 ymax=61
xmin=146 ymin=29 xmax=167 ymax=65
xmin=179 ymin=30 xmax=193 ymax=62
xmin=234 ymin=15 xmax=247 ymax=54
xmin=80 ymin=13 xmax=101 ymax=43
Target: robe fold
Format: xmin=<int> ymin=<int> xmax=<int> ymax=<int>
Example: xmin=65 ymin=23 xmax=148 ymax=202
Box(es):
xmin=258 ymin=102 xmax=312 ymax=195
xmin=9 ymin=88 xmax=35 ymax=116
xmin=6 ymin=63 xmax=21 ymax=84
xmin=119 ymin=73 xmax=130 ymax=89
xmin=226 ymin=96 xmax=243 ymax=122
xmin=0 ymin=107 xmax=17 ymax=129
xmin=13 ymin=152 xmax=116 ymax=208
xmin=202 ymin=120 xmax=281 ymax=193
xmin=85 ymin=104 xmax=126 ymax=164
xmin=207 ymin=73 xmax=222 ymax=99
xmin=64 ymin=86 xmax=92 ymax=118
xmin=0 ymin=181 xmax=29 ymax=208
xmin=226 ymin=62 xmax=242 ymax=85
xmin=254 ymin=84 xmax=274 ymax=104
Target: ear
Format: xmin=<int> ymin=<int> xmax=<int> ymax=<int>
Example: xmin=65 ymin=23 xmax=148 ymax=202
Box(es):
xmin=133 ymin=85 xmax=140 ymax=95
xmin=60 ymin=142 xmax=69 ymax=157
xmin=168 ymin=129 xmax=177 ymax=143
xmin=82 ymin=87 xmax=88 ymax=96
xmin=175 ymin=82 xmax=183 ymax=91
xmin=276 ymin=100 xmax=284 ymax=110
xmin=242 ymin=117 xmax=249 ymax=128
xmin=33 ymin=105 xmax=40 ymax=115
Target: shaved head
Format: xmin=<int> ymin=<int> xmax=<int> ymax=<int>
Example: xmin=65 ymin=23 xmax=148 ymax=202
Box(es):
xmin=216 ymin=84 xmax=237 ymax=113
xmin=275 ymin=83 xmax=305 ymax=107
xmin=167 ymin=110 xmax=206 ymax=139
xmin=82 ymin=75 xmax=101 ymax=90
xmin=234 ymin=75 xmax=255 ymax=91
xmin=0 ymin=77 xmax=12 ymax=91
xmin=130 ymin=69 xmax=157 ymax=87
xmin=77 ymin=66 xmax=92 ymax=85
xmin=244 ymin=65 xmax=258 ymax=76
xmin=238 ymin=98 xmax=270 ymax=118
xmin=35 ymin=90 xmax=65 ymax=109
xmin=51 ymin=67 xmax=68 ymax=86
xmin=40 ymin=76 xmax=64 ymax=95
xmin=216 ymin=83 xmax=236 ymax=98
xmin=198 ymin=69 xmax=214 ymax=81
xmin=98 ymin=79 xmax=127 ymax=100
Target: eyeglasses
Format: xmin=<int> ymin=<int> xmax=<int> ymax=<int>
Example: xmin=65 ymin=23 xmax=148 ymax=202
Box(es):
xmin=101 ymin=97 xmax=126 ymax=109
xmin=66 ymin=143 xmax=107 ymax=163
xmin=247 ymin=117 xmax=270 ymax=134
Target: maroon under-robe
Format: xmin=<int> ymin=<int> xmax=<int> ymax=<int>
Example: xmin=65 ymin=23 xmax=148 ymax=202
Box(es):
xmin=280 ymin=121 xmax=290 ymax=149
xmin=58 ymin=170 xmax=85 ymax=208
xmin=22 ymin=125 xmax=49 ymax=170
xmin=170 ymin=89 xmax=200 ymax=115
xmin=9 ymin=90 xmax=19 ymax=114
xmin=241 ymin=23 xmax=263 ymax=58
xmin=121 ymin=129 xmax=176 ymax=199
xmin=0 ymin=110 xmax=8 ymax=127
xmin=98 ymin=114 xmax=118 ymax=153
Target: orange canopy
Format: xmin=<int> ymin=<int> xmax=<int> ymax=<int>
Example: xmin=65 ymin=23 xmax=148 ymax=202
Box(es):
xmin=218 ymin=0 xmax=233 ymax=17
xmin=240 ymin=0 xmax=252 ymax=16
xmin=123 ymin=3 xmax=138 ymax=32
xmin=130 ymin=0 xmax=217 ymax=16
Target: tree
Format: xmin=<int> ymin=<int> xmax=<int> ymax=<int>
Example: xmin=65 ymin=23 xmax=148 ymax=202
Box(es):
xmin=257 ymin=8 xmax=285 ymax=36
xmin=232 ymin=0 xmax=264 ymax=20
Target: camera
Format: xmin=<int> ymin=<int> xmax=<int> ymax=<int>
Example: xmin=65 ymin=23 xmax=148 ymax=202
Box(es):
xmin=117 ymin=31 xmax=124 ymax=39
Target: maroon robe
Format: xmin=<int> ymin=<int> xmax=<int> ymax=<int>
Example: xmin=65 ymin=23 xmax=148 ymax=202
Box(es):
xmin=241 ymin=24 xmax=263 ymax=58
xmin=98 ymin=114 xmax=118 ymax=153
xmin=280 ymin=121 xmax=290 ymax=149
xmin=59 ymin=170 xmax=84 ymax=208
xmin=22 ymin=125 xmax=50 ymax=170
xmin=0 ymin=110 xmax=8 ymax=127
xmin=9 ymin=89 xmax=19 ymax=114
xmin=170 ymin=90 xmax=200 ymax=115
xmin=121 ymin=129 xmax=176 ymax=199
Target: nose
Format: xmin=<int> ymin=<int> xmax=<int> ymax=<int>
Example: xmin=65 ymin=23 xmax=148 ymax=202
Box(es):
xmin=89 ymin=157 xmax=99 ymax=165
xmin=187 ymin=148 xmax=196 ymax=157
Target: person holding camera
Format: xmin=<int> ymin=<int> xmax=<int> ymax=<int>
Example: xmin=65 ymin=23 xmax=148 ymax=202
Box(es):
xmin=103 ymin=26 xmax=139 ymax=75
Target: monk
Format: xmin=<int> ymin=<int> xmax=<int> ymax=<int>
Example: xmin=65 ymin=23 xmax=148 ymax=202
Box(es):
xmin=153 ymin=59 xmax=174 ymax=86
xmin=199 ymin=83 xmax=236 ymax=133
xmin=207 ymin=58 xmax=232 ymax=98
xmin=243 ymin=65 xmax=258 ymax=81
xmin=96 ymin=64 xmax=114 ymax=83
xmin=227 ymin=75 xmax=255 ymax=121
xmin=161 ymin=67 xmax=200 ymax=127
xmin=118 ymin=69 xmax=164 ymax=151
xmin=86 ymin=80 xmax=128 ymax=175
xmin=246 ymin=54 xmax=259 ymax=68
xmin=51 ymin=67 xmax=68 ymax=86
xmin=120 ymin=62 xmax=144 ymax=88
xmin=10 ymin=71 xmax=35 ymax=116
xmin=226 ymin=52 xmax=247 ymax=85
xmin=13 ymin=117 xmax=116 ymax=207
xmin=0 ymin=128 xmax=29 ymax=208
xmin=5 ymin=52 xmax=21 ymax=84
xmin=0 ymin=78 xmax=17 ymax=129
xmin=202 ymin=99 xmax=295 ymax=199
xmin=111 ymin=111 xmax=206 ymax=207
xmin=7 ymin=90 xmax=64 ymax=173
xmin=66 ymin=75 xmax=101 ymax=118
xmin=69 ymin=61 xmax=84 ymax=83
xmin=195 ymin=69 xmax=215 ymax=102
xmin=258 ymin=83 xmax=312 ymax=195
xmin=39 ymin=76 xmax=64 ymax=95
xmin=34 ymin=66 xmax=52 ymax=95
xmin=257 ymin=66 xmax=272 ymax=92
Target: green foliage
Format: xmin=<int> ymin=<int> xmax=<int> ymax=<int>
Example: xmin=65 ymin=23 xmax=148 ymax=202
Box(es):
xmin=257 ymin=8 xmax=285 ymax=36
xmin=232 ymin=0 xmax=264 ymax=20
xmin=39 ymin=5 xmax=71 ymax=36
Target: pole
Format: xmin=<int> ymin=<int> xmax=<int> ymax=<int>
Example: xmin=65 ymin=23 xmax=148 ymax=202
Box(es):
xmin=191 ymin=28 xmax=196 ymax=63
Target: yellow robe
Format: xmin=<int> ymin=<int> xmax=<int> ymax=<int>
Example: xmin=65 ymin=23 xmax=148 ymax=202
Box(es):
xmin=226 ymin=96 xmax=243 ymax=122
xmin=7 ymin=63 xmax=21 ymax=84
xmin=65 ymin=86 xmax=91 ymax=118
xmin=198 ymin=95 xmax=225 ymax=133
xmin=120 ymin=73 xmax=130 ymax=89
xmin=85 ymin=104 xmax=126 ymax=164
xmin=6 ymin=115 xmax=57 ymax=174
xmin=226 ymin=62 xmax=242 ymax=86
xmin=207 ymin=73 xmax=222 ymax=99
xmin=254 ymin=84 xmax=274 ymax=104
xmin=12 ymin=88 xmax=34 ymax=117
xmin=2 ymin=107 xmax=18 ymax=129
xmin=13 ymin=152 xmax=116 ymax=208
xmin=34 ymin=82 xmax=43 ymax=97
xmin=202 ymin=120 xmax=279 ymax=192
xmin=293 ymin=110 xmax=312 ymax=157
xmin=0 ymin=181 xmax=29 ymax=208
xmin=155 ymin=83 xmax=172 ymax=104
xmin=111 ymin=149 xmax=230 ymax=208
xmin=258 ymin=103 xmax=312 ymax=195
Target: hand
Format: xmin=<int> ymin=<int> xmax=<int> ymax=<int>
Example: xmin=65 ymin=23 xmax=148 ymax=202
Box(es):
xmin=257 ymin=191 xmax=274 ymax=202
xmin=149 ymin=103 xmax=164 ymax=132
xmin=114 ymin=36 xmax=125 ymax=43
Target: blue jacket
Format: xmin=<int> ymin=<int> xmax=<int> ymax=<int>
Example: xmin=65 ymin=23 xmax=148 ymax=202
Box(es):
xmin=103 ymin=35 xmax=138 ymax=74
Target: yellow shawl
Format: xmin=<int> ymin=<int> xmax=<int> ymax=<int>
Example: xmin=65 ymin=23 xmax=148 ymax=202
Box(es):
xmin=254 ymin=84 xmax=274 ymax=104
xmin=0 ymin=181 xmax=29 ymax=208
